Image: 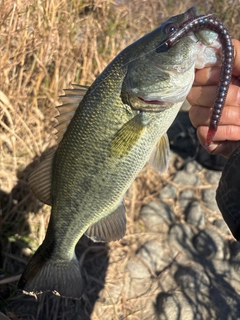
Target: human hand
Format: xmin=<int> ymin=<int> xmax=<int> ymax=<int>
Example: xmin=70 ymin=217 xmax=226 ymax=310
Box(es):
xmin=187 ymin=39 xmax=240 ymax=158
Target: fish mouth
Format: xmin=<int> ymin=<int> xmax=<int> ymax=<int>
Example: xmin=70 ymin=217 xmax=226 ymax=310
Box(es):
xmin=137 ymin=87 xmax=190 ymax=105
xmin=183 ymin=7 xmax=220 ymax=51
xmin=137 ymin=96 xmax=173 ymax=106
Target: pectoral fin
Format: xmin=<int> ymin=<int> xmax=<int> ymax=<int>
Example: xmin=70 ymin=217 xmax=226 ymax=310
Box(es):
xmin=85 ymin=201 xmax=126 ymax=242
xmin=149 ymin=133 xmax=170 ymax=174
xmin=111 ymin=113 xmax=146 ymax=157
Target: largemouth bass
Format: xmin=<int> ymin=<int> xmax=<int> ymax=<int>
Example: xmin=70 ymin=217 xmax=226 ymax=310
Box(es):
xmin=18 ymin=7 xmax=221 ymax=299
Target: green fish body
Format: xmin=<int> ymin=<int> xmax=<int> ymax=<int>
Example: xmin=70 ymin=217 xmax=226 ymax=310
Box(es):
xmin=18 ymin=7 xmax=220 ymax=298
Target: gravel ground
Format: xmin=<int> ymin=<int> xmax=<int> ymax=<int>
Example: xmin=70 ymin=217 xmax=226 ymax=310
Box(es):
xmin=2 ymin=110 xmax=240 ymax=320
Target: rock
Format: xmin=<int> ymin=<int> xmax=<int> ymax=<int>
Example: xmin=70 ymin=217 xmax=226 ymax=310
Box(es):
xmin=127 ymin=258 xmax=150 ymax=279
xmin=185 ymin=201 xmax=205 ymax=228
xmin=159 ymin=184 xmax=177 ymax=200
xmin=211 ymin=259 xmax=232 ymax=277
xmin=192 ymin=229 xmax=225 ymax=259
xmin=125 ymin=277 xmax=152 ymax=300
xmin=169 ymin=223 xmax=193 ymax=252
xmin=155 ymin=292 xmax=195 ymax=320
xmin=229 ymin=241 xmax=240 ymax=272
xmin=103 ymin=280 xmax=123 ymax=303
xmin=173 ymin=170 xmax=199 ymax=186
xmin=209 ymin=285 xmax=240 ymax=319
xmin=174 ymin=265 xmax=210 ymax=293
xmin=229 ymin=241 xmax=240 ymax=261
xmin=136 ymin=241 xmax=169 ymax=272
xmin=184 ymin=161 xmax=202 ymax=174
xmin=205 ymin=170 xmax=222 ymax=185
xmin=179 ymin=189 xmax=194 ymax=208
xmin=202 ymin=188 xmax=219 ymax=212
xmin=213 ymin=219 xmax=230 ymax=235
xmin=140 ymin=201 xmax=175 ymax=230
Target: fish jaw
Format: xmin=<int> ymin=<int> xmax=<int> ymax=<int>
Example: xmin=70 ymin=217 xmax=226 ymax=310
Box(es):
xmin=125 ymin=61 xmax=196 ymax=108
xmin=123 ymin=35 xmax=220 ymax=110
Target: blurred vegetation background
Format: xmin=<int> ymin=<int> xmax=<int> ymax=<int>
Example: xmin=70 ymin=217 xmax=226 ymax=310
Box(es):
xmin=0 ymin=0 xmax=240 ymax=318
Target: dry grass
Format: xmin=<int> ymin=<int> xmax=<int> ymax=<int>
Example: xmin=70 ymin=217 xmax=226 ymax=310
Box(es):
xmin=1 ymin=0 xmax=240 ymax=318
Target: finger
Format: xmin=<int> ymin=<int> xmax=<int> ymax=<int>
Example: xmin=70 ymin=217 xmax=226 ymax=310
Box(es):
xmin=212 ymin=141 xmax=240 ymax=158
xmin=193 ymin=67 xmax=221 ymax=85
xmin=187 ymin=85 xmax=217 ymax=107
xmin=189 ymin=105 xmax=240 ymax=128
xmin=232 ymin=39 xmax=240 ymax=77
xmin=196 ymin=126 xmax=240 ymax=158
xmin=197 ymin=123 xmax=240 ymax=141
xmin=187 ymin=83 xmax=240 ymax=108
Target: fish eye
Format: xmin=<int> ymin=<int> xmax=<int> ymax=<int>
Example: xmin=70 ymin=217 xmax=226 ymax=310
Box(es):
xmin=164 ymin=23 xmax=178 ymax=35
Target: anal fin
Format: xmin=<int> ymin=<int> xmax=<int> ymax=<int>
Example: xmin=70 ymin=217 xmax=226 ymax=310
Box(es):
xmin=85 ymin=201 xmax=126 ymax=242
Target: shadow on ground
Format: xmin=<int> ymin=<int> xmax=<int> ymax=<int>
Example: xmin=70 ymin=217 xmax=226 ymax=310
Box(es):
xmin=0 ymin=151 xmax=109 ymax=320
xmin=1 ymin=110 xmax=236 ymax=320
xmin=154 ymin=220 xmax=240 ymax=319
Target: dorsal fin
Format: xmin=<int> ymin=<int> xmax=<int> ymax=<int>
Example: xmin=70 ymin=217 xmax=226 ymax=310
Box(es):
xmin=55 ymin=85 xmax=89 ymax=144
xmin=29 ymin=85 xmax=89 ymax=204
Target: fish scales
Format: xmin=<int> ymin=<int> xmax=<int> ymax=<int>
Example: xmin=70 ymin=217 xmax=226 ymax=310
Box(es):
xmin=52 ymin=86 xmax=180 ymax=229
xmin=52 ymin=52 xmax=182 ymax=228
xmin=18 ymin=7 xmax=227 ymax=299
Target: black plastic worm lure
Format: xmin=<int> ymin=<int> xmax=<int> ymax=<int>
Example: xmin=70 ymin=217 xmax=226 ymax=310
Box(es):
xmin=157 ymin=14 xmax=234 ymax=148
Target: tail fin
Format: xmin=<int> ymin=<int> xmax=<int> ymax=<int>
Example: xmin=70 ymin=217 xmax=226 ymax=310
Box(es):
xmin=18 ymin=246 xmax=83 ymax=299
